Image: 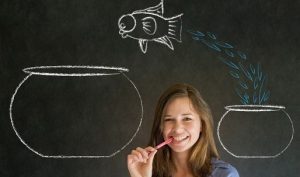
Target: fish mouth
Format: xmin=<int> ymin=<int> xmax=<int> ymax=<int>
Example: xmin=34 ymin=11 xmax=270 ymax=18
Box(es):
xmin=119 ymin=30 xmax=128 ymax=38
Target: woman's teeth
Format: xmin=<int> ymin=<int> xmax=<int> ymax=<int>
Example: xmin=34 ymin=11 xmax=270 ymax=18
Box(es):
xmin=172 ymin=136 xmax=188 ymax=141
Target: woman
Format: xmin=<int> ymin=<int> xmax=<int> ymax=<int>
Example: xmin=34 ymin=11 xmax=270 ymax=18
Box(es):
xmin=127 ymin=83 xmax=239 ymax=177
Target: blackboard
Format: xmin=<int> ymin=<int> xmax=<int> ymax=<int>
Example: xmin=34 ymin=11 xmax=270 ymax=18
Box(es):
xmin=1 ymin=0 xmax=299 ymax=176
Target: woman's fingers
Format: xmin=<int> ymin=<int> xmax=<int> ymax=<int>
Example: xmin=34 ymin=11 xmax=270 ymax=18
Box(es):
xmin=136 ymin=147 xmax=150 ymax=159
xmin=145 ymin=147 xmax=157 ymax=163
xmin=128 ymin=147 xmax=156 ymax=164
xmin=130 ymin=147 xmax=148 ymax=163
xmin=145 ymin=146 xmax=156 ymax=152
xmin=132 ymin=149 xmax=145 ymax=162
xmin=127 ymin=154 xmax=137 ymax=165
xmin=127 ymin=146 xmax=157 ymax=177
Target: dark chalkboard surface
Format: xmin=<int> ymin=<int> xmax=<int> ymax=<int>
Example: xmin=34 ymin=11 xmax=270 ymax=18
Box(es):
xmin=1 ymin=0 xmax=299 ymax=176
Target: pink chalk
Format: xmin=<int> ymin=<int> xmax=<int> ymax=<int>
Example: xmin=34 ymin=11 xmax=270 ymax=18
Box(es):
xmin=155 ymin=137 xmax=173 ymax=150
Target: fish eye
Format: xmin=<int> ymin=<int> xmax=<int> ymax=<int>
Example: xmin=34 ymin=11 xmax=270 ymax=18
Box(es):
xmin=119 ymin=15 xmax=136 ymax=32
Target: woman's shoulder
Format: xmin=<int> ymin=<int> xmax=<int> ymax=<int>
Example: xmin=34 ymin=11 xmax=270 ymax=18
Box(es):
xmin=209 ymin=158 xmax=239 ymax=177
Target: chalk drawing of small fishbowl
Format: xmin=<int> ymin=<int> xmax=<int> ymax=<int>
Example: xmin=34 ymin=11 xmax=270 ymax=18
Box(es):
xmin=217 ymin=105 xmax=294 ymax=158
xmin=10 ymin=66 xmax=143 ymax=158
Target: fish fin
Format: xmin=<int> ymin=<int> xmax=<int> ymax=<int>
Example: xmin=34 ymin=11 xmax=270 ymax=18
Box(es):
xmin=133 ymin=0 xmax=164 ymax=15
xmin=166 ymin=13 xmax=183 ymax=42
xmin=154 ymin=36 xmax=174 ymax=50
xmin=139 ymin=39 xmax=148 ymax=53
xmin=142 ymin=17 xmax=157 ymax=35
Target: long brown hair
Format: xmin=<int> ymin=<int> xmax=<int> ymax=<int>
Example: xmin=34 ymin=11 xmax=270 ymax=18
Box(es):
xmin=148 ymin=83 xmax=219 ymax=177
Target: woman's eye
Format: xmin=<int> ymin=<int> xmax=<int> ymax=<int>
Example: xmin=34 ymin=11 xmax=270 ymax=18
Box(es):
xmin=183 ymin=117 xmax=192 ymax=121
xmin=164 ymin=118 xmax=173 ymax=122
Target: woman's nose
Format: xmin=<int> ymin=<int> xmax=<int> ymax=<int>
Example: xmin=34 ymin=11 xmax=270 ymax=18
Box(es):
xmin=172 ymin=122 xmax=184 ymax=133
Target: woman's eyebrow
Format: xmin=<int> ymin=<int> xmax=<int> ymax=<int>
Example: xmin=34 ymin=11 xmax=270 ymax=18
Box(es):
xmin=182 ymin=113 xmax=193 ymax=116
xmin=163 ymin=113 xmax=193 ymax=118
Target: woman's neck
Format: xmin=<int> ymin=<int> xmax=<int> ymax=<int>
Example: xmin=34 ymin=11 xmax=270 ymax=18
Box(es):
xmin=171 ymin=151 xmax=193 ymax=177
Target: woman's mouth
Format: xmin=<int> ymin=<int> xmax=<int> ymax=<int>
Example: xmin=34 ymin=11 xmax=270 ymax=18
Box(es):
xmin=171 ymin=136 xmax=189 ymax=144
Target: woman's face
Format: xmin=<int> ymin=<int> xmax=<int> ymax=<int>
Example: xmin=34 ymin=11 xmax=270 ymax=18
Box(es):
xmin=162 ymin=96 xmax=202 ymax=153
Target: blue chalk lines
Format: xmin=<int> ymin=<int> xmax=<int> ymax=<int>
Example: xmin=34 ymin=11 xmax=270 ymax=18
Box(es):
xmin=188 ymin=30 xmax=270 ymax=105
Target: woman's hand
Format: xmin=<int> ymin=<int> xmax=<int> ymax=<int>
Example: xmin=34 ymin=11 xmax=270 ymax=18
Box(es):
xmin=127 ymin=146 xmax=157 ymax=177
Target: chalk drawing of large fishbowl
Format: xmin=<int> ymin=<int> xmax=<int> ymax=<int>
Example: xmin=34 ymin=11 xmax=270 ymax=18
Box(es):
xmin=10 ymin=65 xmax=143 ymax=158
xmin=217 ymin=105 xmax=294 ymax=158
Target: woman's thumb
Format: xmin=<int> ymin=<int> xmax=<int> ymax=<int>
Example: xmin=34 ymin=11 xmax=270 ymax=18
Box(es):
xmin=148 ymin=149 xmax=157 ymax=164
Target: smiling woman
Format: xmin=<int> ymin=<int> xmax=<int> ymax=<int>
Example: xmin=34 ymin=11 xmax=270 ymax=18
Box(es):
xmin=127 ymin=83 xmax=239 ymax=177
xmin=162 ymin=96 xmax=202 ymax=154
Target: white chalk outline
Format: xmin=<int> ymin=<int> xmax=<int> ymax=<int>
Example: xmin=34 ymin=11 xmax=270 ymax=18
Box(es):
xmin=10 ymin=65 xmax=143 ymax=158
xmin=142 ymin=16 xmax=157 ymax=35
xmin=23 ymin=65 xmax=129 ymax=76
xmin=217 ymin=105 xmax=294 ymax=158
xmin=118 ymin=14 xmax=137 ymax=36
xmin=118 ymin=0 xmax=183 ymax=53
xmin=225 ymin=105 xmax=286 ymax=112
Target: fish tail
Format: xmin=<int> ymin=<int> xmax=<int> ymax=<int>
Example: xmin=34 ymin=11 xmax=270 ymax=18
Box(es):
xmin=166 ymin=13 xmax=183 ymax=42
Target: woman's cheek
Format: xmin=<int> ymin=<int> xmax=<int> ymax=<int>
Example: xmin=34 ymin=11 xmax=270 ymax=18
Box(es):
xmin=162 ymin=124 xmax=173 ymax=137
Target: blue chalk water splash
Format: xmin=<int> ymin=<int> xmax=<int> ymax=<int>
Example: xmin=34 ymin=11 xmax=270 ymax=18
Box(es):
xmin=188 ymin=30 xmax=270 ymax=105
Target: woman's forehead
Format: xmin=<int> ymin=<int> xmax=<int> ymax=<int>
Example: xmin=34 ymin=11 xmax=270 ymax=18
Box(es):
xmin=163 ymin=96 xmax=198 ymax=116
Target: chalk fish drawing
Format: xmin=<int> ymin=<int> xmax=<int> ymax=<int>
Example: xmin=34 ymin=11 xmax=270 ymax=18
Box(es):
xmin=118 ymin=0 xmax=183 ymax=53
